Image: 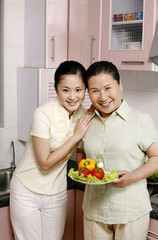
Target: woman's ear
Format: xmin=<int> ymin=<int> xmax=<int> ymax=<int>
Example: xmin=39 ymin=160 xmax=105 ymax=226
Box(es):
xmin=119 ymin=79 xmax=123 ymax=92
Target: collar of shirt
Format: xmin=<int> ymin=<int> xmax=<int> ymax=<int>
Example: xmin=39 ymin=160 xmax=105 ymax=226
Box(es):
xmin=94 ymin=99 xmax=130 ymax=122
xmin=55 ymin=96 xmax=85 ymax=122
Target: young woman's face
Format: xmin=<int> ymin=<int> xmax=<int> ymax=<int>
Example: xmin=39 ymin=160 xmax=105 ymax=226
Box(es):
xmin=56 ymin=74 xmax=86 ymax=116
xmin=88 ymin=73 xmax=123 ymax=121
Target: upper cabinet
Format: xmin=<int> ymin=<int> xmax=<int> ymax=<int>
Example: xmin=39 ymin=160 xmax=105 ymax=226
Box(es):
xmin=101 ymin=0 xmax=158 ymax=71
xmin=68 ymin=0 xmax=102 ymax=68
xmin=25 ymin=0 xmax=68 ymax=68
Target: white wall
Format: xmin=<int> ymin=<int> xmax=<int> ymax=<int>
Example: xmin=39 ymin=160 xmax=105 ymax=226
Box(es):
xmin=120 ymin=70 xmax=158 ymax=129
xmin=0 ymin=0 xmax=25 ymax=169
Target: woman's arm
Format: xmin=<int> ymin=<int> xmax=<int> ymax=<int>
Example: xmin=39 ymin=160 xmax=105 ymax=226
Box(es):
xmin=112 ymin=142 xmax=158 ymax=188
xmin=32 ymin=112 xmax=92 ymax=171
xmin=76 ymin=148 xmax=86 ymax=165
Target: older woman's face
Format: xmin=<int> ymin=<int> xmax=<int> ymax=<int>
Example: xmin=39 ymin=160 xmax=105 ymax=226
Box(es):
xmin=88 ymin=73 xmax=123 ymax=121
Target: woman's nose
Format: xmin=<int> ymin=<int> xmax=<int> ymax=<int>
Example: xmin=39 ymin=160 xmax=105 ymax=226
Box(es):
xmin=69 ymin=91 xmax=75 ymax=99
xmin=99 ymin=91 xmax=107 ymax=101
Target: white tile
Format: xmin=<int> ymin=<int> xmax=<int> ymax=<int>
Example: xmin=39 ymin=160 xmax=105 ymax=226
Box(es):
xmin=136 ymin=71 xmax=158 ymax=92
xmin=3 ymin=0 xmax=25 ymax=5
xmin=135 ymin=91 xmax=158 ymax=124
xmin=0 ymin=47 xmax=4 ymax=88
xmin=119 ymin=70 xmax=137 ymax=90
xmin=4 ymin=87 xmax=17 ymax=128
xmin=4 ymin=4 xmax=25 ymax=47
xmin=3 ymin=46 xmax=24 ymax=88
xmin=122 ymin=89 xmax=136 ymax=108
xmin=0 ymin=87 xmax=4 ymax=127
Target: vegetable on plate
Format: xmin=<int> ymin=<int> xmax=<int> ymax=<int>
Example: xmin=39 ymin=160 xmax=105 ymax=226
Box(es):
xmin=78 ymin=158 xmax=95 ymax=171
xmin=78 ymin=167 xmax=91 ymax=178
xmin=91 ymin=167 xmax=104 ymax=180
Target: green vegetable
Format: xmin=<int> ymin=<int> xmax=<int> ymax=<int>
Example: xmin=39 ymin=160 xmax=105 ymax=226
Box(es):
xmin=147 ymin=171 xmax=158 ymax=183
xmin=96 ymin=156 xmax=104 ymax=169
xmin=68 ymin=168 xmax=118 ymax=183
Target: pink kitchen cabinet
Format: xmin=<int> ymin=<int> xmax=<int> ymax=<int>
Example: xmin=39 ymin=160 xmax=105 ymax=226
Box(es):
xmin=63 ymin=190 xmax=75 ymax=240
xmin=75 ymin=190 xmax=84 ymax=240
xmin=101 ymin=0 xmax=158 ymax=71
xmin=25 ymin=0 xmax=68 ymax=68
xmin=147 ymin=218 xmax=158 ymax=240
xmin=0 ymin=206 xmax=14 ymax=240
xmin=68 ymin=0 xmax=102 ymax=68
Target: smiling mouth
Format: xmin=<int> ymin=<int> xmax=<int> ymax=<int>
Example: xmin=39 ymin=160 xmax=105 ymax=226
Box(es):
xmin=67 ymin=101 xmax=78 ymax=106
xmin=99 ymin=101 xmax=112 ymax=108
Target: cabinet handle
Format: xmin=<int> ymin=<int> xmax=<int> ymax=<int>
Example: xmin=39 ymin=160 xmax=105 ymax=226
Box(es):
xmin=90 ymin=36 xmax=96 ymax=63
xmin=121 ymin=61 xmax=144 ymax=65
xmin=51 ymin=36 xmax=55 ymax=62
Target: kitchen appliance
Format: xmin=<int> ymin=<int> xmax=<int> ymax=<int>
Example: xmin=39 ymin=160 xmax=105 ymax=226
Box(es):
xmin=17 ymin=67 xmax=91 ymax=142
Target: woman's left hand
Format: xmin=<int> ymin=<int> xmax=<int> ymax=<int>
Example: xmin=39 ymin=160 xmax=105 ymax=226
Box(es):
xmin=111 ymin=170 xmax=135 ymax=188
xmin=87 ymin=104 xmax=95 ymax=114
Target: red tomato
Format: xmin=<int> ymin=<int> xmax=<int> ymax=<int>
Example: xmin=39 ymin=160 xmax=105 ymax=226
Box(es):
xmin=91 ymin=168 xmax=104 ymax=180
xmin=79 ymin=167 xmax=91 ymax=178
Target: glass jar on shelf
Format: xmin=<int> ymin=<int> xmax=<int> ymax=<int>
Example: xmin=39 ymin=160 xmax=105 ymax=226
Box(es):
xmin=111 ymin=0 xmax=143 ymax=50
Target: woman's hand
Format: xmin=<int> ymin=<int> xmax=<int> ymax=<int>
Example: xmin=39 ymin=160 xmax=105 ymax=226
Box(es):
xmin=74 ymin=112 xmax=92 ymax=141
xmin=87 ymin=104 xmax=95 ymax=114
xmin=112 ymin=170 xmax=136 ymax=188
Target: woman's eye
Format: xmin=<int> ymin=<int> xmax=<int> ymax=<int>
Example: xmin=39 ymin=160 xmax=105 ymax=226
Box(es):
xmin=63 ymin=89 xmax=68 ymax=93
xmin=76 ymin=88 xmax=82 ymax=92
xmin=106 ymin=87 xmax=111 ymax=90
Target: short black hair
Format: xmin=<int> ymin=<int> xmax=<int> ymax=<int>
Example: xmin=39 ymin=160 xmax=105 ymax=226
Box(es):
xmin=54 ymin=61 xmax=87 ymax=89
xmin=86 ymin=61 xmax=120 ymax=85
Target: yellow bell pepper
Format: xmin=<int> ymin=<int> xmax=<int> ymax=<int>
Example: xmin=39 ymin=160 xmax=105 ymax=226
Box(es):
xmin=78 ymin=158 xmax=95 ymax=171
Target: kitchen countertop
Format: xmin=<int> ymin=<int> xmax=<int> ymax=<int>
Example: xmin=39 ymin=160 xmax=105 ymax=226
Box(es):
xmin=1 ymin=160 xmax=158 ymax=221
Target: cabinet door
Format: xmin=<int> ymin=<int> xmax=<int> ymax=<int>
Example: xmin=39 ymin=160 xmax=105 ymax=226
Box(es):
xmin=25 ymin=0 xmax=45 ymax=67
xmin=63 ymin=190 xmax=75 ymax=240
xmin=68 ymin=0 xmax=101 ymax=68
xmin=0 ymin=206 xmax=14 ymax=240
xmin=147 ymin=218 xmax=158 ymax=240
xmin=25 ymin=0 xmax=68 ymax=68
xmin=101 ymin=0 xmax=157 ymax=71
xmin=75 ymin=190 xmax=84 ymax=240
xmin=46 ymin=0 xmax=68 ymax=68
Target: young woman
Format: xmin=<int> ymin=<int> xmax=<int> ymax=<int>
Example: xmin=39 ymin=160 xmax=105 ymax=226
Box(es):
xmin=10 ymin=61 xmax=92 ymax=240
xmin=77 ymin=61 xmax=158 ymax=240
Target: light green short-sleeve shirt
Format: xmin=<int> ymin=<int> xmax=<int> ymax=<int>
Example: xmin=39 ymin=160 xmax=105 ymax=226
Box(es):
xmin=79 ymin=100 xmax=158 ymax=224
xmin=14 ymin=97 xmax=86 ymax=195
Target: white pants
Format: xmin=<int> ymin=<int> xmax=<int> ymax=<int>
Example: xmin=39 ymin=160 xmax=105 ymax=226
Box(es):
xmin=10 ymin=176 xmax=67 ymax=240
xmin=84 ymin=213 xmax=150 ymax=240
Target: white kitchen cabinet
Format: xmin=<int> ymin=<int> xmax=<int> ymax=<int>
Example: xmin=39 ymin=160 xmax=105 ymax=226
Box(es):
xmin=68 ymin=0 xmax=102 ymax=68
xmin=17 ymin=67 xmax=56 ymax=141
xmin=101 ymin=0 xmax=158 ymax=71
xmin=0 ymin=206 xmax=14 ymax=240
xmin=25 ymin=0 xmax=68 ymax=68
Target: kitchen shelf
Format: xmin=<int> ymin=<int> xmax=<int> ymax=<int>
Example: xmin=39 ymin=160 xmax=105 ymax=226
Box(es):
xmin=112 ymin=20 xmax=143 ymax=26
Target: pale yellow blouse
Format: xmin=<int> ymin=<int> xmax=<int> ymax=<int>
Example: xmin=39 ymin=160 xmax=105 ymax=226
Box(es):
xmin=14 ymin=97 xmax=86 ymax=195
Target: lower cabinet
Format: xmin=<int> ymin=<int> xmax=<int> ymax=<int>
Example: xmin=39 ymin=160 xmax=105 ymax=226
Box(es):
xmin=0 ymin=206 xmax=14 ymax=240
xmin=75 ymin=190 xmax=84 ymax=240
xmin=63 ymin=189 xmax=75 ymax=240
xmin=146 ymin=218 xmax=158 ymax=240
xmin=63 ymin=189 xmax=84 ymax=240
